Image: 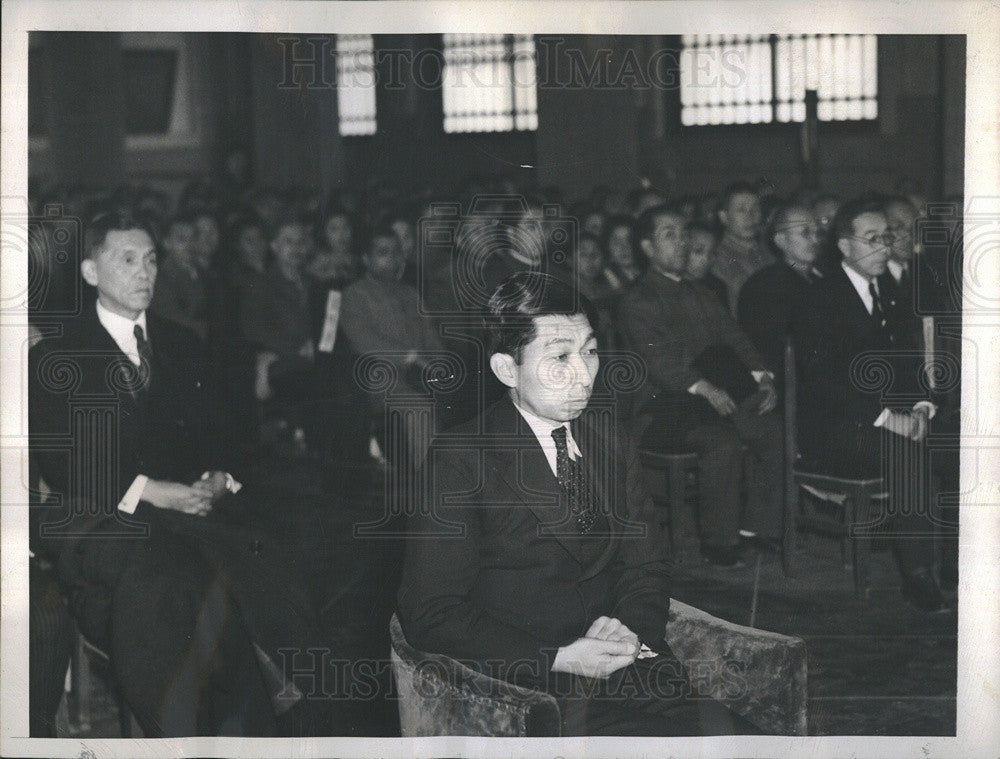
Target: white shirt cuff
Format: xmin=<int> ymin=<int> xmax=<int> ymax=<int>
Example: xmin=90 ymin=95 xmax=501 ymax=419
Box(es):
xmin=117 ymin=474 xmax=149 ymax=514
xmin=874 ymin=402 xmax=938 ymax=428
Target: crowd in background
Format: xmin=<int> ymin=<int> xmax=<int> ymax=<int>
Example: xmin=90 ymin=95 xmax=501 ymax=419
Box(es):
xmin=26 ymin=167 xmax=963 ymax=590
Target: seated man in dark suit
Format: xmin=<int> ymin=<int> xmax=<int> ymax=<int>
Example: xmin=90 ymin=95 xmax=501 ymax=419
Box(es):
xmin=794 ymin=198 xmax=947 ymax=613
xmin=737 ymin=202 xmax=824 ymax=385
xmin=29 ymin=210 xmax=324 ymax=735
xmin=616 ymin=205 xmax=785 ymax=567
xmin=398 ymin=272 xmax=760 ymax=736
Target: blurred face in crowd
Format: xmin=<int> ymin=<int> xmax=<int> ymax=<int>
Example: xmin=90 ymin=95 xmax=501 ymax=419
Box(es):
xmin=633 ymin=190 xmax=665 ymax=217
xmin=576 ymin=236 xmax=604 ymax=283
xmin=683 ymin=228 xmax=717 ymax=280
xmin=774 ymin=208 xmax=820 ymax=268
xmin=884 ymin=200 xmax=919 ymax=264
xmin=720 ymin=191 xmax=762 ymax=240
xmin=641 ymin=211 xmax=687 ymax=276
xmin=364 ymin=233 xmax=405 ymax=282
xmin=237 ymin=224 xmax=268 ymax=272
xmin=391 ymin=218 xmax=416 ymax=263
xmin=607 ymin=224 xmax=633 ymax=269
xmin=271 ymin=223 xmax=309 ymax=276
xmin=582 ymin=211 xmax=605 ymax=239
xmin=838 ymin=211 xmax=890 ymax=279
xmin=813 ymin=197 xmax=841 ymax=236
xmin=81 ymin=228 xmax=158 ymax=321
xmin=511 ymin=208 xmax=545 ymax=265
xmin=324 ymin=214 xmax=352 ymax=254
xmin=194 ymin=215 xmax=220 ymax=271
xmin=163 ymin=221 xmax=198 ymax=268
xmin=491 ymin=313 xmax=599 ymax=424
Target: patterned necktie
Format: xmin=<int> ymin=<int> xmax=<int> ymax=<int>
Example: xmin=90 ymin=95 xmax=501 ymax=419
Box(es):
xmin=551 ymin=426 xmax=596 ymax=533
xmin=134 ymin=323 xmax=153 ymax=391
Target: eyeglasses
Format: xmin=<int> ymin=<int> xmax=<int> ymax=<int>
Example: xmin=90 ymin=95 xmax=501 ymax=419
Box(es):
xmin=849 ymin=232 xmax=895 ymax=247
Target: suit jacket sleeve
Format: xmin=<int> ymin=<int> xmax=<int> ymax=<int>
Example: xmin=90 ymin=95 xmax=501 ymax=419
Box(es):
xmin=737 ymin=273 xmax=785 ymax=374
xmin=704 ymin=286 xmax=768 ymax=373
xmin=616 ymin=290 xmax=703 ymax=393
xmin=608 ymin=427 xmax=672 ymax=651
xmin=396 ymin=450 xmax=558 ymax=678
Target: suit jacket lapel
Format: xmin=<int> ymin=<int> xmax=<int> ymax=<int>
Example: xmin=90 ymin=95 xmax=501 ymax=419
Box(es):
xmin=486 ymin=397 xmax=594 ymax=567
xmin=571 ymin=407 xmax=626 ymax=580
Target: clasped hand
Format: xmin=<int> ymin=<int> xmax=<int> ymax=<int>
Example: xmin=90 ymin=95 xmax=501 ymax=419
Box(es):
xmin=140 ymin=471 xmax=229 ymax=516
xmin=550 ymin=616 xmax=641 ymax=679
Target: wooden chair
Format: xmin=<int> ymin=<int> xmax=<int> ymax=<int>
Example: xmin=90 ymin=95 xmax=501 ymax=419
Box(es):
xmin=390 ymin=602 xmax=808 ymax=736
xmin=783 ymin=337 xmax=886 ymax=599
xmin=638 ymin=449 xmax=700 ymax=557
xmin=66 ymin=627 xmax=142 ymax=737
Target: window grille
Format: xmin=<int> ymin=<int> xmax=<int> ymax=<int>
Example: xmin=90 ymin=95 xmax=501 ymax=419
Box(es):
xmin=443 ymin=34 xmax=538 ymax=133
xmin=680 ymin=34 xmax=877 ymax=126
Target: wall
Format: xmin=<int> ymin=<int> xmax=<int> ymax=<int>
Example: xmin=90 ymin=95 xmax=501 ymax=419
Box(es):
xmin=28 ymin=33 xmax=965 ymax=206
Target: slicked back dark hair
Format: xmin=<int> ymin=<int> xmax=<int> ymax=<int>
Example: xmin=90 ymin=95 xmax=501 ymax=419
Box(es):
xmin=83 ymin=207 xmax=160 ymax=261
xmin=485 ymin=272 xmax=597 ymax=363
xmin=833 ymin=197 xmax=887 ymax=243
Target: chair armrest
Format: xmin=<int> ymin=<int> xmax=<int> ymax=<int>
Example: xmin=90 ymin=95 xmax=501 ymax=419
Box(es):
xmin=389 ymin=614 xmax=560 ymax=737
xmin=665 ymin=599 xmax=808 ymax=736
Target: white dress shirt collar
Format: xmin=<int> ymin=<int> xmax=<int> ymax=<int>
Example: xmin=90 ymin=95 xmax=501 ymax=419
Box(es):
xmin=841 ymin=261 xmax=876 ymax=315
xmin=511 ymin=395 xmax=582 ymax=477
xmin=96 ymin=300 xmax=148 ymax=366
xmin=887 ymin=259 xmax=908 ymax=283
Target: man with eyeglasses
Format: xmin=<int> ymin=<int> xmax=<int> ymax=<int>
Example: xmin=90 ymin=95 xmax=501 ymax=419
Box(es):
xmin=794 ymin=198 xmax=947 ymax=613
xmin=738 ymin=203 xmax=825 ymax=389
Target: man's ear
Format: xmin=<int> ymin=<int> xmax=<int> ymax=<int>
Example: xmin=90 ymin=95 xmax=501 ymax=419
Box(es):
xmin=718 ymin=208 xmax=729 ymax=229
xmin=638 ymin=238 xmax=654 ymax=260
xmin=836 ymin=236 xmax=851 ymax=261
xmin=80 ymin=259 xmax=98 ymax=288
xmin=489 ymin=352 xmax=517 ymax=388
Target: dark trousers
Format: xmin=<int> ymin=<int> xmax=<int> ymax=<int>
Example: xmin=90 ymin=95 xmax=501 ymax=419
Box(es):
xmin=29 ymin=562 xmax=74 ymax=737
xmin=644 ymin=397 xmax=785 ymax=549
xmin=54 ymin=504 xmax=327 ymax=737
xmin=803 ymin=420 xmax=936 ymax=576
xmin=553 ymin=656 xmax=762 ymax=737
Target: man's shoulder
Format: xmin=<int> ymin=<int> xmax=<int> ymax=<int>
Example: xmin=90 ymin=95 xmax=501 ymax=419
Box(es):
xmin=147 ymin=311 xmax=205 ymax=352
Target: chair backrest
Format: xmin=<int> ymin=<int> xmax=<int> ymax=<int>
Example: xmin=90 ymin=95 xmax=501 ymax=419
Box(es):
xmin=388 ymin=613 xmax=561 ymax=737
xmin=783 ymin=335 xmax=798 ymax=467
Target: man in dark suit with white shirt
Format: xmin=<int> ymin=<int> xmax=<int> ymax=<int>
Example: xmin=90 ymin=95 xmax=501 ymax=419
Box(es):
xmin=398 ymin=272 xmax=760 ymax=736
xmin=794 ymin=198 xmax=947 ymax=613
xmin=29 ymin=209 xmax=323 ymax=735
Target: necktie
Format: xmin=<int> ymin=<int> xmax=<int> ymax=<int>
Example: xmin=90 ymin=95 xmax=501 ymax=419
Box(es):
xmin=869 ymin=281 xmax=887 ymax=329
xmin=551 ymin=426 xmax=596 ymax=533
xmin=134 ymin=323 xmax=153 ymax=391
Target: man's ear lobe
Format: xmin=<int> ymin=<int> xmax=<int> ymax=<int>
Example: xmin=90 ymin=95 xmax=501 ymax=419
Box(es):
xmin=80 ymin=259 xmax=98 ymax=287
xmin=639 ymin=238 xmax=653 ymax=260
xmin=489 ymin=353 xmax=517 ymax=388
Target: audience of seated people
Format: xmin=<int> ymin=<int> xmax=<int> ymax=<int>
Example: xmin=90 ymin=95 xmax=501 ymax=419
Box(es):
xmin=25 ymin=169 xmax=962 ymax=737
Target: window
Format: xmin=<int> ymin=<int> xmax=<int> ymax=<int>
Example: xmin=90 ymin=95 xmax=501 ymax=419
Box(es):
xmin=442 ymin=34 xmax=538 ymax=133
xmin=336 ymin=34 xmax=377 ymax=136
xmin=121 ymin=33 xmax=197 ymax=148
xmin=680 ymin=34 xmax=877 ymax=126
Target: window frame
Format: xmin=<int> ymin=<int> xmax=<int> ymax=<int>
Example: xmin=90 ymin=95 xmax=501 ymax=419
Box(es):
xmin=673 ymin=33 xmax=881 ymax=134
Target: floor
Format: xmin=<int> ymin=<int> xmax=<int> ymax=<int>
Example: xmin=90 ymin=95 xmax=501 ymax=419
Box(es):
xmin=54 ymin=451 xmax=957 ymax=738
